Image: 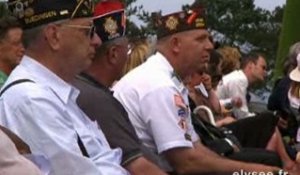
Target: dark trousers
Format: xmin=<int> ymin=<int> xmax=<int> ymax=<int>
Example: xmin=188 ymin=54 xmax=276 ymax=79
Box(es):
xmin=228 ymin=148 xmax=282 ymax=167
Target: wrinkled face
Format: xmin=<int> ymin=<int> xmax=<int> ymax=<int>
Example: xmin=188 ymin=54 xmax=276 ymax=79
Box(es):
xmin=0 ymin=27 xmax=24 ymax=73
xmin=58 ymin=17 xmax=101 ymax=75
xmin=252 ymin=56 xmax=267 ymax=82
xmin=177 ymin=29 xmax=213 ymax=76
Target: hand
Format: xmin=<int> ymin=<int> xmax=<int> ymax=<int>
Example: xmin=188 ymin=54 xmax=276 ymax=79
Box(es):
xmin=285 ymin=162 xmax=300 ymax=175
xmin=216 ymin=116 xmax=236 ymax=127
xmin=231 ymin=96 xmax=242 ymax=108
xmin=200 ymin=73 xmax=212 ymax=91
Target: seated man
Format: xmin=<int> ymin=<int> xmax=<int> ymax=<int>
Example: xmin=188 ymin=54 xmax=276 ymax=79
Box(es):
xmin=74 ymin=1 xmax=166 ymax=175
xmin=113 ymin=3 xmax=289 ymax=175
xmin=216 ymin=53 xmax=267 ymax=119
xmin=0 ymin=0 xmax=128 ymax=174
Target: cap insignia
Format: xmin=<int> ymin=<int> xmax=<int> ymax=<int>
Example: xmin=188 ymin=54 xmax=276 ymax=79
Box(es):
xmin=165 ymin=16 xmax=179 ymax=31
xmin=104 ymin=17 xmax=118 ymax=36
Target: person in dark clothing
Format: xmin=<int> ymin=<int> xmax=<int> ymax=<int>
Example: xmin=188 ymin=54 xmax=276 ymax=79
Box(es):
xmin=268 ymin=42 xmax=300 ymax=141
xmin=73 ymin=1 xmax=166 ymax=175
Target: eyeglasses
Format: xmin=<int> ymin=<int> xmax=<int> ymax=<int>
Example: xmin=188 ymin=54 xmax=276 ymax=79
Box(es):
xmin=61 ymin=24 xmax=96 ymax=39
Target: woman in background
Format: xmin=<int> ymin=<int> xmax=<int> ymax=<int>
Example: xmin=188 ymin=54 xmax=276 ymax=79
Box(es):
xmin=122 ymin=38 xmax=151 ymax=76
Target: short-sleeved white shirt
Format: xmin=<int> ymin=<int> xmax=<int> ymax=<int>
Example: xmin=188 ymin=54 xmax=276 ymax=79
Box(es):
xmin=216 ymin=70 xmax=255 ymax=119
xmin=0 ymin=56 xmax=128 ymax=175
xmin=113 ymin=52 xmax=199 ymax=171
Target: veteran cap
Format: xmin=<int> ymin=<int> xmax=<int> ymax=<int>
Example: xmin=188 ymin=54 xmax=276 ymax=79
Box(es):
xmin=152 ymin=2 xmax=207 ymax=39
xmin=93 ymin=0 xmax=126 ymax=43
xmin=7 ymin=0 xmax=94 ymax=29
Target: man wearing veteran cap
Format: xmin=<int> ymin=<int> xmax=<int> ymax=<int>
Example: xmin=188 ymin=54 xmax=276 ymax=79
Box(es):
xmin=74 ymin=1 xmax=167 ymax=175
xmin=0 ymin=0 xmax=129 ymax=175
xmin=113 ymin=2 xmax=284 ymax=174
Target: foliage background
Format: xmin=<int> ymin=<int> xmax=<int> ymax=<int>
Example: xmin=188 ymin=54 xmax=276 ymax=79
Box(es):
xmin=0 ymin=0 xmax=286 ymax=80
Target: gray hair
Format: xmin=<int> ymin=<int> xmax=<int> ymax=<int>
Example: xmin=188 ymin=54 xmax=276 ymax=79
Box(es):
xmin=23 ymin=19 xmax=68 ymax=49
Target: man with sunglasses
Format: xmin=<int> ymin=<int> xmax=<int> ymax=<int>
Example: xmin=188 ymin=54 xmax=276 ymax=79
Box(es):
xmin=0 ymin=0 xmax=129 ymax=174
xmin=217 ymin=53 xmax=268 ymax=119
xmin=73 ymin=1 xmax=167 ymax=175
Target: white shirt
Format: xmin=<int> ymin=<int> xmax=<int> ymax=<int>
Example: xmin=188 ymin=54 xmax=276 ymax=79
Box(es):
xmin=216 ymin=70 xmax=254 ymax=119
xmin=0 ymin=56 xmax=128 ymax=175
xmin=113 ymin=52 xmax=199 ymax=171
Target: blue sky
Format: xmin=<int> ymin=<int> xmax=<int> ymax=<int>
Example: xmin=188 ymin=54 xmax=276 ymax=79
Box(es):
xmin=136 ymin=0 xmax=285 ymax=13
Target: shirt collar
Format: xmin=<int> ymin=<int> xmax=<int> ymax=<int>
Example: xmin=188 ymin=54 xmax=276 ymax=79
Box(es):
xmin=76 ymin=73 xmax=112 ymax=94
xmin=21 ymin=55 xmax=78 ymax=104
xmin=154 ymin=52 xmax=186 ymax=93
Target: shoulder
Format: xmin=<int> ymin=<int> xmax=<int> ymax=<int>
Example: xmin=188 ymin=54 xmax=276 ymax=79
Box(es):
xmin=222 ymin=70 xmax=247 ymax=85
xmin=74 ymin=78 xmax=109 ymax=100
xmin=0 ymin=79 xmax=65 ymax=114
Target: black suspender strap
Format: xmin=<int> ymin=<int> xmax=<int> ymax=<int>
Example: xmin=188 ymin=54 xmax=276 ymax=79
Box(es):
xmin=0 ymin=79 xmax=90 ymax=157
xmin=0 ymin=79 xmax=34 ymax=97
xmin=77 ymin=133 xmax=89 ymax=157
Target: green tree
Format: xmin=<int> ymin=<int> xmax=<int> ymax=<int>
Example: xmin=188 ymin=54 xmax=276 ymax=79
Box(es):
xmin=122 ymin=0 xmax=283 ymax=66
xmin=196 ymin=0 xmax=283 ymax=63
xmin=274 ymin=0 xmax=300 ymax=79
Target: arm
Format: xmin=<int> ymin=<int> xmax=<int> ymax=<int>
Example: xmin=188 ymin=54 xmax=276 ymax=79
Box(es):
xmin=164 ymin=141 xmax=280 ymax=174
xmin=126 ymin=157 xmax=168 ymax=175
xmin=0 ymin=88 xmax=105 ymax=175
xmin=225 ymin=79 xmax=251 ymax=119
xmin=200 ymin=74 xmax=222 ymax=115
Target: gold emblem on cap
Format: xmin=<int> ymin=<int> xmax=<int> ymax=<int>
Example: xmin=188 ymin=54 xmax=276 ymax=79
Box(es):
xmin=165 ymin=16 xmax=179 ymax=31
xmin=24 ymin=8 xmax=34 ymax=17
xmin=104 ymin=17 xmax=118 ymax=35
xmin=195 ymin=18 xmax=205 ymax=28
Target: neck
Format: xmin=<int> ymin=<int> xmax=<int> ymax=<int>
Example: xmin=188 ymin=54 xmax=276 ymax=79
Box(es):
xmin=85 ymin=63 xmax=113 ymax=88
xmin=0 ymin=62 xmax=12 ymax=76
xmin=26 ymin=51 xmax=75 ymax=83
xmin=242 ymin=69 xmax=254 ymax=86
xmin=158 ymin=50 xmax=187 ymax=80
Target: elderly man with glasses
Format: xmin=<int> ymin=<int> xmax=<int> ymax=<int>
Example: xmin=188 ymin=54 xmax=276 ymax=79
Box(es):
xmin=0 ymin=0 xmax=129 ymax=174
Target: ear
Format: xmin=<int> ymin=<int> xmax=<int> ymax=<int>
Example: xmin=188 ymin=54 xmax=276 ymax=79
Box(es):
xmin=107 ymin=45 xmax=119 ymax=65
xmin=44 ymin=24 xmax=61 ymax=50
xmin=169 ymin=35 xmax=181 ymax=54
